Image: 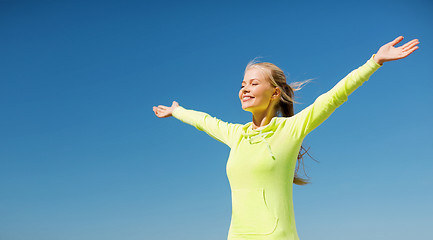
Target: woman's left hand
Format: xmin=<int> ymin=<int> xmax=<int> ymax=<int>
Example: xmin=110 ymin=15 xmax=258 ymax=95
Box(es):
xmin=374 ymin=36 xmax=419 ymax=65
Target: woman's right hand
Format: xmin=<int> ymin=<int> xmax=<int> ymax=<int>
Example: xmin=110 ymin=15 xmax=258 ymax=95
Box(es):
xmin=153 ymin=101 xmax=180 ymax=118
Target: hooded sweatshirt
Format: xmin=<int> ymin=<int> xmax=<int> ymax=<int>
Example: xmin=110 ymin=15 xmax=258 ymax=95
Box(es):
xmin=171 ymin=54 xmax=382 ymax=240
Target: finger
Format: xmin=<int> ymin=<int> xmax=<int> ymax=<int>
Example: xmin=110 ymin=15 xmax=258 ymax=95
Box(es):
xmin=155 ymin=110 xmax=164 ymax=117
xmin=401 ymin=39 xmax=418 ymax=49
xmin=400 ymin=39 xmax=418 ymax=50
xmin=154 ymin=107 xmax=165 ymax=113
xmin=403 ymin=46 xmax=419 ymax=57
xmin=390 ymin=36 xmax=404 ymax=46
xmin=402 ymin=40 xmax=419 ymax=51
xmin=158 ymin=105 xmax=169 ymax=109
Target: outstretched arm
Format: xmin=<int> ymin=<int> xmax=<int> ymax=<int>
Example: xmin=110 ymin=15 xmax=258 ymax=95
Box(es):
xmin=289 ymin=36 xmax=419 ymax=138
xmin=153 ymin=101 xmax=242 ymax=148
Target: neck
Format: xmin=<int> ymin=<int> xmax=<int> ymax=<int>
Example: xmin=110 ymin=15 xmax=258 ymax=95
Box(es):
xmin=251 ymin=108 xmax=277 ymax=130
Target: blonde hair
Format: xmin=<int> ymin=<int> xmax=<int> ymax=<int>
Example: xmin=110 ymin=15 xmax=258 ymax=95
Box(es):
xmin=245 ymin=58 xmax=317 ymax=185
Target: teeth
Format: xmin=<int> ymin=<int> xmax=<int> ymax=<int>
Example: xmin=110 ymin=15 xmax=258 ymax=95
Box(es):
xmin=243 ymin=96 xmax=253 ymax=101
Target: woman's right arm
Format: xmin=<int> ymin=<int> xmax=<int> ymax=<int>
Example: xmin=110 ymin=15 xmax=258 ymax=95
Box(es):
xmin=153 ymin=101 xmax=241 ymax=148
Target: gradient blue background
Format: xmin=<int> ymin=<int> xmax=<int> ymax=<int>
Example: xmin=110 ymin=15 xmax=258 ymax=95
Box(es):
xmin=1 ymin=0 xmax=432 ymax=239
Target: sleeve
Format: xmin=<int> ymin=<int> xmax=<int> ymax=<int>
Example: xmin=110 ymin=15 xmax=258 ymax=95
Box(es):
xmin=172 ymin=106 xmax=242 ymax=148
xmin=290 ymin=54 xmax=383 ymax=138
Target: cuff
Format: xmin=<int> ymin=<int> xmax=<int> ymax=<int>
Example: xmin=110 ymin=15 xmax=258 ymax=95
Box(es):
xmin=369 ymin=54 xmax=383 ymax=68
xmin=172 ymin=106 xmax=185 ymax=119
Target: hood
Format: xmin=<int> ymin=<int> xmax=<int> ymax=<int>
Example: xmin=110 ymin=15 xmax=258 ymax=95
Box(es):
xmin=240 ymin=117 xmax=279 ymax=160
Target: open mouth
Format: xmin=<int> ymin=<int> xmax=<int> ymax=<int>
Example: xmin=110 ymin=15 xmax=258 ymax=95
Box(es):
xmin=242 ymin=96 xmax=254 ymax=102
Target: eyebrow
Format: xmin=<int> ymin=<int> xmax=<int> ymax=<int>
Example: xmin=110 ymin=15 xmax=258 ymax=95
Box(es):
xmin=241 ymin=78 xmax=261 ymax=84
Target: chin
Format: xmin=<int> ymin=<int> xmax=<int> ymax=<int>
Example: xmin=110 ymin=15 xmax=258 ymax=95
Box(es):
xmin=241 ymin=104 xmax=254 ymax=112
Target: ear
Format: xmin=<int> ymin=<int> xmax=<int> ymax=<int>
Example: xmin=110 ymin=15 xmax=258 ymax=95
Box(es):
xmin=272 ymin=87 xmax=281 ymax=99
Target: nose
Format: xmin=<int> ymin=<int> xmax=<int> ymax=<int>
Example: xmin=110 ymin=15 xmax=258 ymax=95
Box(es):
xmin=242 ymin=85 xmax=250 ymax=93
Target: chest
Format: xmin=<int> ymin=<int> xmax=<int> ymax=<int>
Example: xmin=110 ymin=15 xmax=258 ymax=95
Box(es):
xmin=226 ymin=132 xmax=303 ymax=183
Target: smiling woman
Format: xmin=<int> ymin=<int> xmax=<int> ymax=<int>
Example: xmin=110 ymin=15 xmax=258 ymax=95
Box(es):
xmin=240 ymin=69 xmax=277 ymax=112
xmin=152 ymin=36 xmax=419 ymax=240
xmin=239 ymin=60 xmax=314 ymax=185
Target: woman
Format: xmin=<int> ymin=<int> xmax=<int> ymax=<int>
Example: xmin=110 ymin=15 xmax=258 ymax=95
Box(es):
xmin=152 ymin=36 xmax=419 ymax=240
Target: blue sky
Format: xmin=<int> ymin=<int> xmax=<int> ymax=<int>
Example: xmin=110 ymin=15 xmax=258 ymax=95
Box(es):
xmin=1 ymin=0 xmax=432 ymax=239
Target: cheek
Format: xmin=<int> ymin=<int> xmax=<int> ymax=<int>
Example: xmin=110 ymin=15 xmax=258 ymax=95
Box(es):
xmin=253 ymin=88 xmax=267 ymax=98
xmin=254 ymin=89 xmax=273 ymax=102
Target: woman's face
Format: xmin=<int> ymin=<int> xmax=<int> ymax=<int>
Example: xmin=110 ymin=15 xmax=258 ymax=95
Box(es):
xmin=239 ymin=67 xmax=278 ymax=113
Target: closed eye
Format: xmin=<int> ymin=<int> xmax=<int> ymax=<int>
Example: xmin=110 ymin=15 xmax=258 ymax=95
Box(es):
xmin=240 ymin=82 xmax=258 ymax=89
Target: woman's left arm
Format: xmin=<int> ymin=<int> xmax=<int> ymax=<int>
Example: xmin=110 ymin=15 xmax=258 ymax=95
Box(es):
xmin=290 ymin=36 xmax=419 ymax=138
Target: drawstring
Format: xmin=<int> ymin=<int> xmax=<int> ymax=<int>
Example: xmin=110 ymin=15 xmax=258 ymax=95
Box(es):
xmin=241 ymin=130 xmax=276 ymax=160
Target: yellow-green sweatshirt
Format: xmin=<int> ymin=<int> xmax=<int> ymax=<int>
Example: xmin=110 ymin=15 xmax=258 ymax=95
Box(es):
xmin=172 ymin=54 xmax=382 ymax=240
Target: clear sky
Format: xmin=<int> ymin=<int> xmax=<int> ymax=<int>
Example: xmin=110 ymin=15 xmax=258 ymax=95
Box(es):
xmin=1 ymin=0 xmax=432 ymax=239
